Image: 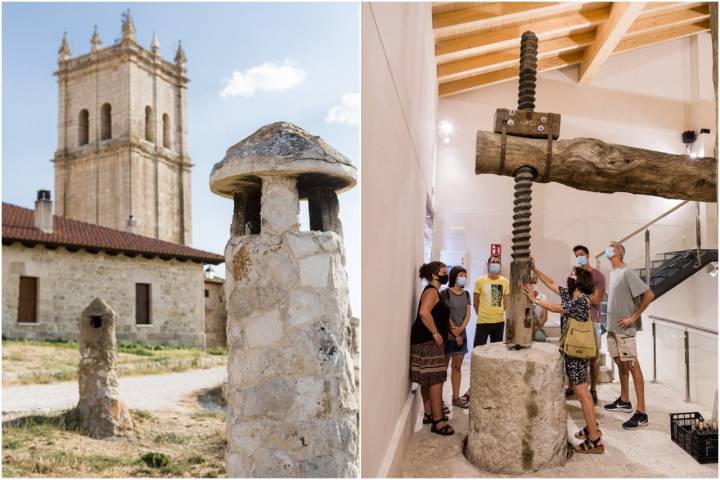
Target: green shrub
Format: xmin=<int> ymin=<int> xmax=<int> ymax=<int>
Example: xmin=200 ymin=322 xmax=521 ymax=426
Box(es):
xmin=140 ymin=452 xmax=171 ymax=468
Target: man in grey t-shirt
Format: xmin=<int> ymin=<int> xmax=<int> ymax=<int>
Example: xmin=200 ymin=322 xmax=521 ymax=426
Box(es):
xmin=602 ymin=242 xmax=655 ymax=431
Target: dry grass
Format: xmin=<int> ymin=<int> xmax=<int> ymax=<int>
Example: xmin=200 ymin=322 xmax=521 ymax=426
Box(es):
xmin=2 ymin=397 xmax=227 ymax=477
xmin=2 ymin=339 xmax=227 ymax=387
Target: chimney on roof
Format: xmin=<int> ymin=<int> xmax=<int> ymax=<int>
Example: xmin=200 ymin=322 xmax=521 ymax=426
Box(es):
xmin=34 ymin=190 xmax=53 ymax=234
xmin=127 ymin=214 xmax=138 ymax=234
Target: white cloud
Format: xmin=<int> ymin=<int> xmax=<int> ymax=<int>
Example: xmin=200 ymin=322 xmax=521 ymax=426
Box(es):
xmin=220 ymin=61 xmax=306 ymax=98
xmin=325 ymin=93 xmax=359 ymax=126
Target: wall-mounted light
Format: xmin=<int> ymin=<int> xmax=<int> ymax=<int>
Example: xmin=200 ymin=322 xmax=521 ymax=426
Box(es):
xmin=683 ymin=128 xmax=711 ymax=157
xmin=705 ymin=261 xmax=718 ymax=278
xmin=438 ymin=120 xmax=454 ymax=144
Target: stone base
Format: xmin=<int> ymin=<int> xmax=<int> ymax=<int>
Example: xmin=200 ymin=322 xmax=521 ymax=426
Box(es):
xmin=466 ymin=342 xmax=566 ymax=474
xmin=76 ymin=397 xmax=135 ymax=439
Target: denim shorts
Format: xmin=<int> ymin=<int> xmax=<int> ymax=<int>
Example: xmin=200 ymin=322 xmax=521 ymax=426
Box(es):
xmin=445 ymin=331 xmax=468 ymax=355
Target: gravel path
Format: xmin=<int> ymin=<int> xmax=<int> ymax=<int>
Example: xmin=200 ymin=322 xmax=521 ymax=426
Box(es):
xmin=2 ymin=366 xmax=227 ymax=418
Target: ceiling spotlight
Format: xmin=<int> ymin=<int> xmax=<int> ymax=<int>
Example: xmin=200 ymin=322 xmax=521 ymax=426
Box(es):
xmin=443 ymin=137 xmax=450 ymax=144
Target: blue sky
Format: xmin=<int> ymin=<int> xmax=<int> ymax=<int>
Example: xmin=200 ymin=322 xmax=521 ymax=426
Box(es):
xmin=2 ymin=2 xmax=361 ymax=315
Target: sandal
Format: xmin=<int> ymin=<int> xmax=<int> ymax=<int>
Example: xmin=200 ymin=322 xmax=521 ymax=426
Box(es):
xmin=423 ymin=413 xmax=448 ymax=424
xmin=574 ymin=422 xmax=600 ymax=440
xmin=441 ymin=401 xmax=451 ymax=415
xmin=431 ymin=418 xmax=455 ymax=436
xmin=452 ymin=397 xmax=469 ymax=409
xmin=461 ymin=391 xmax=470 ymax=403
xmin=574 ymin=435 xmax=604 ymax=454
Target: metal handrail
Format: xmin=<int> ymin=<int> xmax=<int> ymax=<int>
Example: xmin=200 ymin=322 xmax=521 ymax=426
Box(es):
xmin=649 ymin=315 xmax=717 ymax=403
xmin=593 ymin=200 xmax=690 ymax=259
xmin=650 ymin=315 xmax=718 ymax=336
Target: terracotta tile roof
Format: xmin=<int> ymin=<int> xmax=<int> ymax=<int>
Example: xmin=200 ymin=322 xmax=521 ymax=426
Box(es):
xmin=2 ymin=203 xmax=224 ymax=264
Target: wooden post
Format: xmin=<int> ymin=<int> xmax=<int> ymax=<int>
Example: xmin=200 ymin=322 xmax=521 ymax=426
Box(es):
xmin=476 ymin=131 xmax=717 ymax=202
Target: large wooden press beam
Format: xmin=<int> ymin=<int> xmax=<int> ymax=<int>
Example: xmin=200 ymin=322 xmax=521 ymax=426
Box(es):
xmin=476 ymin=131 xmax=717 ymax=202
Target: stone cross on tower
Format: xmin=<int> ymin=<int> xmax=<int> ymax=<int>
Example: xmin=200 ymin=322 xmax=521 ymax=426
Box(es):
xmin=210 ymin=122 xmax=358 ymax=477
xmin=76 ymin=297 xmax=135 ymax=439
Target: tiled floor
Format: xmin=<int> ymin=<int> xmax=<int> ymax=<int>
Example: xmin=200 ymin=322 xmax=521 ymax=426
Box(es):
xmin=402 ymin=359 xmax=717 ymax=477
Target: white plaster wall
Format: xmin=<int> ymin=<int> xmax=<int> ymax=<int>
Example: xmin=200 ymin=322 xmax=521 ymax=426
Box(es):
xmin=361 ymin=2 xmax=437 ymax=476
xmin=434 ymin=34 xmax=717 ymax=408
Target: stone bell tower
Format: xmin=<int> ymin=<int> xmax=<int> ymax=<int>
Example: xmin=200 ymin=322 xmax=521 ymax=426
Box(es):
xmin=53 ymin=10 xmax=192 ymax=244
xmin=210 ymin=122 xmax=358 ymax=477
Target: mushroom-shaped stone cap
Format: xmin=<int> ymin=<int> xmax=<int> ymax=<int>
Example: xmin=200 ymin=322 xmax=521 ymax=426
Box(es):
xmin=210 ymin=122 xmax=357 ymax=199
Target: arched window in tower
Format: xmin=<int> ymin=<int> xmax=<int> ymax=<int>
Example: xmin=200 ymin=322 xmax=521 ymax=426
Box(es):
xmin=145 ymin=106 xmax=155 ymax=142
xmin=162 ymin=113 xmax=170 ymax=148
xmin=100 ymin=103 xmax=112 ymax=140
xmin=78 ymin=109 xmax=89 ymax=146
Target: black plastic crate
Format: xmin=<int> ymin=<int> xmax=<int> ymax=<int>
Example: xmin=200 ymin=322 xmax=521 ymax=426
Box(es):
xmin=670 ymin=412 xmax=718 ymax=464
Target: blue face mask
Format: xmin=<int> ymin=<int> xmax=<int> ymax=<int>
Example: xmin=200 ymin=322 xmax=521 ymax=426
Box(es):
xmin=605 ymin=247 xmax=615 ymax=259
xmin=576 ymin=255 xmax=588 ymax=267
xmin=456 ymin=277 xmax=466 ymax=288
xmin=489 ymin=263 xmax=501 ymax=274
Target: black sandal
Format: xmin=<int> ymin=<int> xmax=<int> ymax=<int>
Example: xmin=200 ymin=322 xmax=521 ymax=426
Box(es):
xmin=574 ymin=435 xmax=604 ymax=454
xmin=431 ymin=418 xmax=455 ymax=436
xmin=441 ymin=401 xmax=451 ymax=415
xmin=423 ymin=413 xmax=448 ymax=424
xmin=574 ymin=422 xmax=600 ymax=439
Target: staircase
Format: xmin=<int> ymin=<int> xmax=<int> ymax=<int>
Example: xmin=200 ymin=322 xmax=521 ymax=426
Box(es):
xmin=634 ymin=249 xmax=718 ymax=299
xmin=545 ymin=250 xmax=717 ymax=385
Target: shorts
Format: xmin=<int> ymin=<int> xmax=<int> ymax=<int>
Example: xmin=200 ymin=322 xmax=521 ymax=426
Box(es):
xmin=607 ymin=332 xmax=637 ymax=362
xmin=594 ymin=322 xmax=602 ymax=341
xmin=445 ymin=331 xmax=469 ymax=355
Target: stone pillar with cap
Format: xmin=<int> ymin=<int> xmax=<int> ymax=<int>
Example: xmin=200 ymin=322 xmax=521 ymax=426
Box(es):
xmin=76 ymin=297 xmax=135 ymax=438
xmin=210 ymin=122 xmax=358 ymax=477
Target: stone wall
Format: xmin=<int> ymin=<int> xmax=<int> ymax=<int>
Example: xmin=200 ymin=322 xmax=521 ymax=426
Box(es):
xmin=2 ymin=243 xmax=206 ymax=347
xmin=224 ymin=229 xmax=358 ymax=477
xmin=204 ymin=277 xmax=227 ymax=349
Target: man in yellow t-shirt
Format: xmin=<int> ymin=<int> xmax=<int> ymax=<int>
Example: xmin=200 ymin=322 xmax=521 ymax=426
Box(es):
xmin=472 ymin=255 xmax=509 ymax=348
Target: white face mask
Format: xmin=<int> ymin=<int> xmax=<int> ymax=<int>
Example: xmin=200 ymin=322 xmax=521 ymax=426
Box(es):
xmin=456 ymin=277 xmax=466 ymax=288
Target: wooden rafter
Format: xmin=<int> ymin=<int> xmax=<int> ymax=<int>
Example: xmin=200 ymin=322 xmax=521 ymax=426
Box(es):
xmin=578 ymin=2 xmax=646 ymax=85
xmin=438 ymin=31 xmax=595 ymax=81
xmin=436 ymin=6 xmax=610 ymax=61
xmin=434 ymin=1 xmax=714 ymax=97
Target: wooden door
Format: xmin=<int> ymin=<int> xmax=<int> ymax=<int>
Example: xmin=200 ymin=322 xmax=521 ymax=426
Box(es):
xmin=135 ymin=283 xmax=150 ymax=325
xmin=18 ymin=276 xmax=37 ymax=323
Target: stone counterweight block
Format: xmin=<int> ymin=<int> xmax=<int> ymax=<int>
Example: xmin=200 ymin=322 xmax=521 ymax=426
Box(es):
xmin=467 ymin=342 xmax=566 ymax=474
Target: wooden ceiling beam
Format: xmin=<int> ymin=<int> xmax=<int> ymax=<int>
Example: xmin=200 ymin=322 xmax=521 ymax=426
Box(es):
xmin=439 ymin=50 xmax=584 ymax=97
xmin=435 ymin=6 xmax=609 ymax=62
xmin=438 ymin=18 xmax=712 ymax=97
xmin=437 ymin=31 xmax=595 ymax=81
xmin=639 ymin=2 xmax=706 ymax=20
xmin=578 ymin=2 xmax=646 ymax=85
xmin=626 ymin=5 xmax=710 ymax=38
xmin=433 ymin=2 xmax=588 ymax=40
xmin=615 ymin=20 xmax=711 ymax=54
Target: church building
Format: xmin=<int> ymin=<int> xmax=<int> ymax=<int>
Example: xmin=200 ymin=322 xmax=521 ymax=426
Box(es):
xmin=2 ymin=12 xmax=226 ymax=348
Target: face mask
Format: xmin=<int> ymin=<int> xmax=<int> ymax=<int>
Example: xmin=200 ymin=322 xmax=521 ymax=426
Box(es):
xmin=605 ymin=247 xmax=615 ymax=259
xmin=437 ymin=274 xmax=449 ymax=285
xmin=567 ymin=277 xmax=576 ymax=292
xmin=489 ymin=264 xmax=501 ymax=274
xmin=456 ymin=277 xmax=466 ymax=288
xmin=576 ymin=255 xmax=588 ymax=267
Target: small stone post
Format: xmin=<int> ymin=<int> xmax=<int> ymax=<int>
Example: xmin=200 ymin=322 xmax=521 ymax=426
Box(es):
xmin=210 ymin=122 xmax=358 ymax=477
xmin=76 ymin=297 xmax=134 ymax=438
xmin=466 ymin=342 xmax=566 ymax=474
